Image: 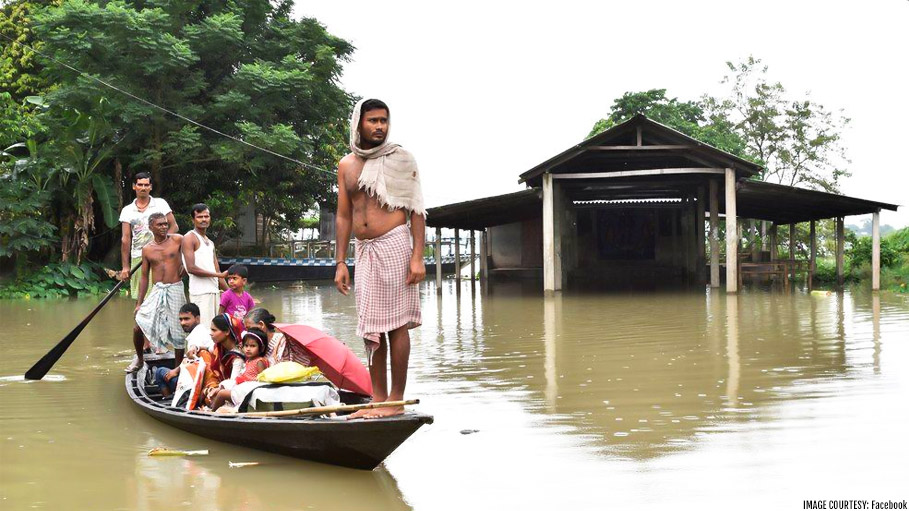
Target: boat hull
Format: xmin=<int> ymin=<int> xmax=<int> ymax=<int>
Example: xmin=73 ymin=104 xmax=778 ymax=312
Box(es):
xmin=126 ymin=361 xmax=432 ymax=470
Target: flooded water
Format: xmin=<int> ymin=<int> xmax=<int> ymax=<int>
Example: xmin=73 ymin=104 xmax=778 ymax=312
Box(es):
xmin=1 ymin=280 xmax=908 ymax=510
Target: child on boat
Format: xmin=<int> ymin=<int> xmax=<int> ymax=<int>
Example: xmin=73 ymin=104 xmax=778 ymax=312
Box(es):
xmin=209 ymin=328 xmax=270 ymax=410
xmin=219 ymin=265 xmax=255 ymax=321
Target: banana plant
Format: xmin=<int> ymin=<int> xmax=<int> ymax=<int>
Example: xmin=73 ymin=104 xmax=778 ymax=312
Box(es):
xmin=50 ymin=97 xmax=122 ymax=263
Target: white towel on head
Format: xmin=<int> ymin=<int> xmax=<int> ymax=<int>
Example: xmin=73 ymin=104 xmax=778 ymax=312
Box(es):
xmin=349 ymin=98 xmax=427 ymax=218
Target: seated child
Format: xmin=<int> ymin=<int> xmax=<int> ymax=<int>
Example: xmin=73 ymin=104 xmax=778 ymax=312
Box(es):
xmin=209 ymin=328 xmax=270 ymax=410
xmin=219 ymin=264 xmax=255 ymax=321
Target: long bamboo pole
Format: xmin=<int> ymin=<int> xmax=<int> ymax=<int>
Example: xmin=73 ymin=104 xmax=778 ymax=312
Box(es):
xmin=238 ymin=399 xmax=420 ymax=418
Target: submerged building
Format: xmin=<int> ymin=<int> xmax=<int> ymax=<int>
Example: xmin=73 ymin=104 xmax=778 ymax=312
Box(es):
xmin=426 ymin=115 xmax=898 ymax=292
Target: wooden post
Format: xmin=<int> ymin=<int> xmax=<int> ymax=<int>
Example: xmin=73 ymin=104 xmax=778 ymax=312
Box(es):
xmin=836 ymin=217 xmax=845 ymax=287
xmin=680 ymin=195 xmax=691 ymax=281
xmin=454 ymin=228 xmax=461 ymax=285
xmin=542 ymin=173 xmax=562 ymax=291
xmin=709 ymin=179 xmax=720 ymax=288
xmin=750 ymin=220 xmax=760 ymax=262
xmin=809 ymin=220 xmax=816 ymax=290
xmin=872 ymin=210 xmax=881 ymax=291
xmin=725 ymin=168 xmax=738 ymax=293
xmin=435 ymin=227 xmax=442 ymax=295
xmin=687 ymin=196 xmax=697 ymax=280
xmin=789 ymin=223 xmax=796 ymax=285
xmin=769 ymin=224 xmax=778 ymax=261
xmin=697 ymin=185 xmax=706 ymax=284
xmin=469 ymin=230 xmax=476 ymax=284
xmin=480 ymin=229 xmax=489 ymax=281
xmin=761 ymin=221 xmax=768 ymax=251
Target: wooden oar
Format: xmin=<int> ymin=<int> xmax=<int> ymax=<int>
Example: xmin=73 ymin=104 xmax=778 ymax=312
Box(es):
xmin=24 ymin=262 xmax=141 ymax=380
xmin=239 ymin=399 xmax=420 ymax=418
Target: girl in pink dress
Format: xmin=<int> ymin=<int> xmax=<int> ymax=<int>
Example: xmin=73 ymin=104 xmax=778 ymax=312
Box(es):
xmin=209 ymin=328 xmax=270 ymax=410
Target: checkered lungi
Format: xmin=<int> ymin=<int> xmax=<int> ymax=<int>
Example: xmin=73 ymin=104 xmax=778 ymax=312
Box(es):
xmin=354 ymin=224 xmax=421 ymax=358
xmin=135 ymin=282 xmax=187 ymax=350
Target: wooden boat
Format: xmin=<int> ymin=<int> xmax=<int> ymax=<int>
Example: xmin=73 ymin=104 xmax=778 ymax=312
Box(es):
xmin=126 ymin=356 xmax=433 ymax=470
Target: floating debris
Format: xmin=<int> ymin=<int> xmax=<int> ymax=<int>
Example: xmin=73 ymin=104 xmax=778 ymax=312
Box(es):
xmin=229 ymin=461 xmax=260 ymax=468
xmin=460 ymin=429 xmax=480 ymax=435
xmin=148 ymin=448 xmax=209 ymax=457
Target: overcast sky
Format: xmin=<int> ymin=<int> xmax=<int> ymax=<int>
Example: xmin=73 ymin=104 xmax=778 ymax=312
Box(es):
xmin=295 ymin=0 xmax=909 ymax=228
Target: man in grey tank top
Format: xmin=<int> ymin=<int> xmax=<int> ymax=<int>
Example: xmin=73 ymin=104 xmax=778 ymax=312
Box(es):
xmin=181 ymin=203 xmax=227 ymax=328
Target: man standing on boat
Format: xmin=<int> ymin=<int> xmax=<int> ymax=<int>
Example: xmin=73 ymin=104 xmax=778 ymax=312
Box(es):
xmin=118 ymin=172 xmax=179 ymax=297
xmin=131 ymin=213 xmax=187 ymax=372
xmin=334 ymin=98 xmax=426 ymax=419
xmin=181 ymin=203 xmax=227 ymax=328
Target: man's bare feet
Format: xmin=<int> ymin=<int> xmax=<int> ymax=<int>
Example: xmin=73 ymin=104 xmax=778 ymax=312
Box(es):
xmin=346 ymin=402 xmax=405 ymax=420
xmin=346 ymin=407 xmax=373 ymax=420
xmin=362 ymin=406 xmax=404 ymax=419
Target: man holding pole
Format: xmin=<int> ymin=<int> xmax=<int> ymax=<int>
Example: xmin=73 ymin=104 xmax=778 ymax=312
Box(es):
xmin=131 ymin=213 xmax=187 ymax=372
xmin=334 ymin=98 xmax=426 ymax=419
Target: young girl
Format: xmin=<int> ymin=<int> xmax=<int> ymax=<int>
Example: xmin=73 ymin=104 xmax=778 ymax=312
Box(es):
xmin=236 ymin=328 xmax=270 ymax=384
xmin=209 ymin=328 xmax=270 ymax=410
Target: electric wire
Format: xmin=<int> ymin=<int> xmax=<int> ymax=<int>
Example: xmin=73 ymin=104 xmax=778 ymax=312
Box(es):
xmin=0 ymin=32 xmax=338 ymax=177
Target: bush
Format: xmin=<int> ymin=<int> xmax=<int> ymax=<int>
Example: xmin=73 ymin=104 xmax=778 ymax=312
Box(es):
xmin=0 ymin=261 xmax=115 ymax=299
xmin=847 ymin=234 xmax=898 ymax=268
xmin=814 ymin=259 xmax=837 ymax=283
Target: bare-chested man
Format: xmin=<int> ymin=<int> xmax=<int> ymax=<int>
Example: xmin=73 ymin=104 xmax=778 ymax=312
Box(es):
xmin=335 ymin=98 xmax=427 ymax=419
xmin=130 ymin=213 xmax=187 ymax=372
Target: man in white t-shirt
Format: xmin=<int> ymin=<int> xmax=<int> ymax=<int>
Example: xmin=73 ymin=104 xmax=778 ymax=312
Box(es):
xmin=152 ymin=303 xmax=214 ymax=390
xmin=179 ymin=302 xmax=214 ymax=353
xmin=118 ymin=172 xmax=179 ymax=298
xmin=181 ymin=203 xmax=227 ymax=328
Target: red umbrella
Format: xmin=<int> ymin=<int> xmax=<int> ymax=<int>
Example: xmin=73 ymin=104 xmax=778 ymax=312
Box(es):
xmin=274 ymin=323 xmax=373 ymax=397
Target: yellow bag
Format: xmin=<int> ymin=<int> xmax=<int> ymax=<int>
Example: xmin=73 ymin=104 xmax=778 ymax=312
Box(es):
xmin=257 ymin=361 xmax=322 ymax=383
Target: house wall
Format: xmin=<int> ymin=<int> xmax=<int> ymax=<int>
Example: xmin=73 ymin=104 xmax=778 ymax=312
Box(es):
xmin=488 ymin=217 xmax=543 ymax=269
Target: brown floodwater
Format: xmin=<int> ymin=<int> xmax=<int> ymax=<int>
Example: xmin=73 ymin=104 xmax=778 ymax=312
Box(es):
xmin=1 ymin=280 xmax=907 ymax=510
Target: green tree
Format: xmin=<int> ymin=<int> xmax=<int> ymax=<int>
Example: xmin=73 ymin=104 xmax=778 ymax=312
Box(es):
xmin=705 ymin=57 xmax=850 ymax=192
xmin=35 ymin=0 xmax=352 ymax=247
xmin=0 ymin=0 xmax=52 ymax=147
xmin=587 ymin=89 xmax=749 ymax=157
xmin=589 ymin=58 xmax=851 ymax=194
xmin=45 ymin=98 xmax=120 ymax=263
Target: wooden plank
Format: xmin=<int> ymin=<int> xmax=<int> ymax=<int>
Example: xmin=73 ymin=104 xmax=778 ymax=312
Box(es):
xmin=553 ymin=168 xmax=725 ymax=180
xmin=725 ymin=168 xmax=738 ymax=293
xmin=586 ymin=145 xmax=694 ymax=151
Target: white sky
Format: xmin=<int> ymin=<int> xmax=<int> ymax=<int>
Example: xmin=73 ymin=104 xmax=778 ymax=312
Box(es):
xmin=295 ymin=0 xmax=909 ymax=228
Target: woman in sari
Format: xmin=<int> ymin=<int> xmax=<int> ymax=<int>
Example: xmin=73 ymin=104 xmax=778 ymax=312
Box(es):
xmin=199 ymin=313 xmax=246 ymax=406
